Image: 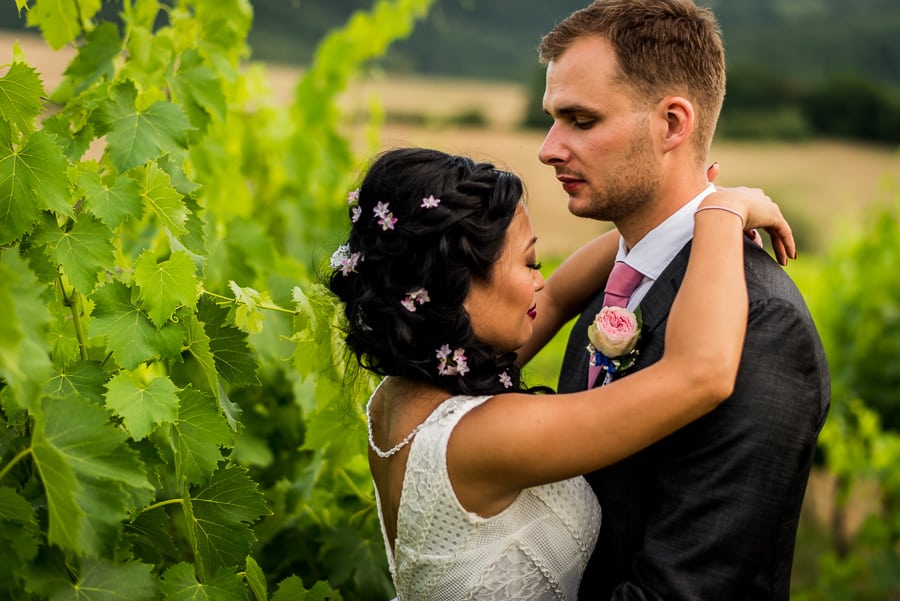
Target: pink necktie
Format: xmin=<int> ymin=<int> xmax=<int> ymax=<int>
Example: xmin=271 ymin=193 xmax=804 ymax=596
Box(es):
xmin=588 ymin=261 xmax=644 ymax=387
xmin=602 ymin=261 xmax=644 ymax=309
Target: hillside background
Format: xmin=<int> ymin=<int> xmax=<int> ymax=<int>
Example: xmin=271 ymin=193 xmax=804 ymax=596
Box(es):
xmin=3 ymin=0 xmax=900 ymax=87
xmin=235 ymin=0 xmax=900 ymax=88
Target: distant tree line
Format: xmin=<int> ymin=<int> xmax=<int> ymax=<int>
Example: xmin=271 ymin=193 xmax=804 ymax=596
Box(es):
xmin=522 ymin=64 xmax=900 ymax=146
xmin=5 ymin=0 xmax=900 ymax=145
xmin=719 ymin=66 xmax=900 ymax=145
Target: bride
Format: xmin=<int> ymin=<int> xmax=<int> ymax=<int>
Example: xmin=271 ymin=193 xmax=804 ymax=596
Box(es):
xmin=327 ymin=147 xmax=794 ymax=600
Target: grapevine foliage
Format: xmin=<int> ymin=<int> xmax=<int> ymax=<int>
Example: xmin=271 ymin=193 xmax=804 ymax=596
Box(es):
xmin=0 ymin=0 xmax=434 ymax=599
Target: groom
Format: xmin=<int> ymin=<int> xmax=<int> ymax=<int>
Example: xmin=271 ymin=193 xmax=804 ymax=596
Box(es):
xmin=538 ymin=1 xmax=830 ymax=599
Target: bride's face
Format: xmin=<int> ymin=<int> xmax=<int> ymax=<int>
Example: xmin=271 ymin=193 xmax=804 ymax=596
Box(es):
xmin=465 ymin=204 xmax=545 ymax=354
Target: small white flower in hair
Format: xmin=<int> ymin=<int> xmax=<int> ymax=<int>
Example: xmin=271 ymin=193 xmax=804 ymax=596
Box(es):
xmin=436 ymin=344 xmax=468 ymax=376
xmin=421 ymin=195 xmax=441 ymax=209
xmin=401 ymin=288 xmax=431 ymax=312
xmin=330 ymin=244 xmax=362 ymax=275
xmin=373 ymin=201 xmax=398 ymax=230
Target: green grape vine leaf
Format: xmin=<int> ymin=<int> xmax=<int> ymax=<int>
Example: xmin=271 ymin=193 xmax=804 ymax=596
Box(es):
xmin=244 ymin=556 xmax=268 ymax=601
xmin=32 ymin=211 xmax=115 ymax=295
xmin=25 ymin=0 xmax=101 ymax=50
xmin=105 ymin=371 xmax=180 ymax=441
xmin=170 ymin=386 xmax=233 ymax=486
xmin=182 ymin=465 xmax=271 ymax=581
xmin=161 ymin=562 xmax=247 ymax=601
xmin=193 ymin=296 xmax=261 ymax=415
xmin=43 ymin=360 xmax=108 ymax=406
xmin=32 ymin=396 xmax=153 ymax=555
xmin=89 ymin=281 xmax=185 ymax=370
xmin=0 ymin=130 xmax=72 ymax=245
xmin=0 ymin=487 xmax=40 ymax=593
xmin=62 ymin=21 xmax=122 ymax=95
xmin=271 ymin=576 xmax=342 ymax=601
xmin=77 ymin=166 xmax=144 ymax=229
xmin=134 ymin=250 xmax=200 ymax=328
xmin=0 ymin=251 xmax=54 ymax=412
xmin=0 ymin=60 xmax=45 ymax=134
xmin=93 ymin=81 xmax=193 ymax=172
xmin=140 ymin=162 xmax=191 ymax=236
xmin=57 ymin=558 xmax=158 ymax=601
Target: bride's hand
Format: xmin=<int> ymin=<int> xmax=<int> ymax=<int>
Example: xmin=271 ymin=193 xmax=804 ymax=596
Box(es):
xmin=702 ymin=186 xmax=796 ymax=266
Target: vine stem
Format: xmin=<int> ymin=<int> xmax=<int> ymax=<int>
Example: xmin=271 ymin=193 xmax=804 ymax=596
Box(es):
xmin=59 ymin=278 xmax=88 ymax=360
xmin=141 ymin=498 xmax=184 ymax=514
xmin=200 ymin=290 xmax=299 ymax=315
xmin=0 ymin=447 xmax=32 ymax=483
xmin=338 ymin=468 xmax=368 ymax=500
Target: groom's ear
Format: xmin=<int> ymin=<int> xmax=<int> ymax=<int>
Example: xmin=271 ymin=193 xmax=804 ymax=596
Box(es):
xmin=657 ymin=96 xmax=694 ymax=152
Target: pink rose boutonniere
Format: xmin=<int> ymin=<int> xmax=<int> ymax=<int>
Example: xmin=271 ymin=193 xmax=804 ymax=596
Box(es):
xmin=586 ymin=306 xmax=642 ymax=385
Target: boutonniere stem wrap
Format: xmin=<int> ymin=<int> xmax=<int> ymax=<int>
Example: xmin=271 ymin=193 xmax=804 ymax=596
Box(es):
xmin=586 ymin=306 xmax=642 ymax=386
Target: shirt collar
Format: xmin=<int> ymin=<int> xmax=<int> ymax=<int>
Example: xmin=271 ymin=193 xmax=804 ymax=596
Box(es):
xmin=615 ymin=183 xmax=717 ymax=281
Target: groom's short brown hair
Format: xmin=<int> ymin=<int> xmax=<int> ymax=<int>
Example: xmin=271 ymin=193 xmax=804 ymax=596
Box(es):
xmin=540 ymin=0 xmax=726 ymax=157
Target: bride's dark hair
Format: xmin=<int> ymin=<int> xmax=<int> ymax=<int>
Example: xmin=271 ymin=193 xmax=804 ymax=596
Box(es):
xmin=328 ymin=147 xmax=536 ymax=396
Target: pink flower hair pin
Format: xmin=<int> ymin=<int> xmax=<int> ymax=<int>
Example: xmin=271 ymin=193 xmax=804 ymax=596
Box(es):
xmin=330 ymin=244 xmax=362 ymax=276
xmin=498 ymin=371 xmax=513 ymax=389
xmin=401 ymin=288 xmax=430 ymax=312
xmin=436 ymin=344 xmax=469 ymax=376
xmin=348 ymin=189 xmax=362 ymax=223
xmin=421 ymin=194 xmax=441 ymax=209
xmin=373 ymin=201 xmax=398 ymax=231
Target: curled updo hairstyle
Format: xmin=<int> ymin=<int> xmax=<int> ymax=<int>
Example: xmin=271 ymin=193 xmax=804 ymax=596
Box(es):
xmin=328 ymin=147 xmax=530 ymax=396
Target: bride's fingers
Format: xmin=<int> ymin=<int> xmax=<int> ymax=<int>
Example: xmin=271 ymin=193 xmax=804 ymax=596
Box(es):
xmin=770 ymin=207 xmax=796 ymax=261
xmin=770 ymin=232 xmax=788 ymax=265
xmin=766 ymin=220 xmax=795 ymax=265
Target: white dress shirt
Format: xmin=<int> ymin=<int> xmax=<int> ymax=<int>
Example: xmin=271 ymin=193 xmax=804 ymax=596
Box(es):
xmin=616 ymin=184 xmax=717 ymax=311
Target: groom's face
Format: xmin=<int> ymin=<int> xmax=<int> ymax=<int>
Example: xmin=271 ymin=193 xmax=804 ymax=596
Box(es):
xmin=539 ymin=36 xmax=660 ymax=225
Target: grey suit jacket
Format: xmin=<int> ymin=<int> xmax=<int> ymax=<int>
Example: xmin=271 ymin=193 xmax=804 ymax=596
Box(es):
xmin=559 ymin=239 xmax=830 ymax=601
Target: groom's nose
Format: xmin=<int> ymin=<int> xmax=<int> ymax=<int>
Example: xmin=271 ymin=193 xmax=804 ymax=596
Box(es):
xmin=538 ymin=123 xmax=566 ymax=165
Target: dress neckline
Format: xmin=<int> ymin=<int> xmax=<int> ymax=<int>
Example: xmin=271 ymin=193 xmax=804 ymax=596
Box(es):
xmin=365 ymin=378 xmax=470 ymax=458
xmin=366 ymin=398 xmax=427 ymax=458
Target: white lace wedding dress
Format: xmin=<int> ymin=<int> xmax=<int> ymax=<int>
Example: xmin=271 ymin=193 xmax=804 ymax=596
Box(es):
xmin=372 ymin=394 xmax=601 ymax=600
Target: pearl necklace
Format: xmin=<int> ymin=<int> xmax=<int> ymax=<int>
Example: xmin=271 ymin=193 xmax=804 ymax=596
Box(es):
xmin=366 ymin=399 xmax=425 ymax=458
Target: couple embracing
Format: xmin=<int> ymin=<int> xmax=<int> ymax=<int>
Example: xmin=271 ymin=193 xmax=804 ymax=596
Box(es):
xmin=327 ymin=1 xmax=830 ymax=599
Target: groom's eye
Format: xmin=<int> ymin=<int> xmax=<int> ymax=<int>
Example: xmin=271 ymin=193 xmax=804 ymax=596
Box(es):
xmin=573 ymin=118 xmax=595 ymax=130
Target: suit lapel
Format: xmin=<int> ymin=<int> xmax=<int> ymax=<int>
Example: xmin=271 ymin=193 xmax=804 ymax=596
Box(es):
xmin=637 ymin=240 xmax=693 ymax=335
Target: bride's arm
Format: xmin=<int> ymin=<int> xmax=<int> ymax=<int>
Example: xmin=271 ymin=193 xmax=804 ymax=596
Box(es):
xmin=450 ymin=187 xmax=794 ymax=509
xmin=516 ymin=228 xmax=620 ymax=365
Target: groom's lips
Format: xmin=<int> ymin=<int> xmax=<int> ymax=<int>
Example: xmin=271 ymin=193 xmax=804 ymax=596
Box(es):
xmin=557 ymin=175 xmax=585 ymax=194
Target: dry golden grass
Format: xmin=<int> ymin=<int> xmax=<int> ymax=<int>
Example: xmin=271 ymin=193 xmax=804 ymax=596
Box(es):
xmin=341 ymin=66 xmax=900 ymax=258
